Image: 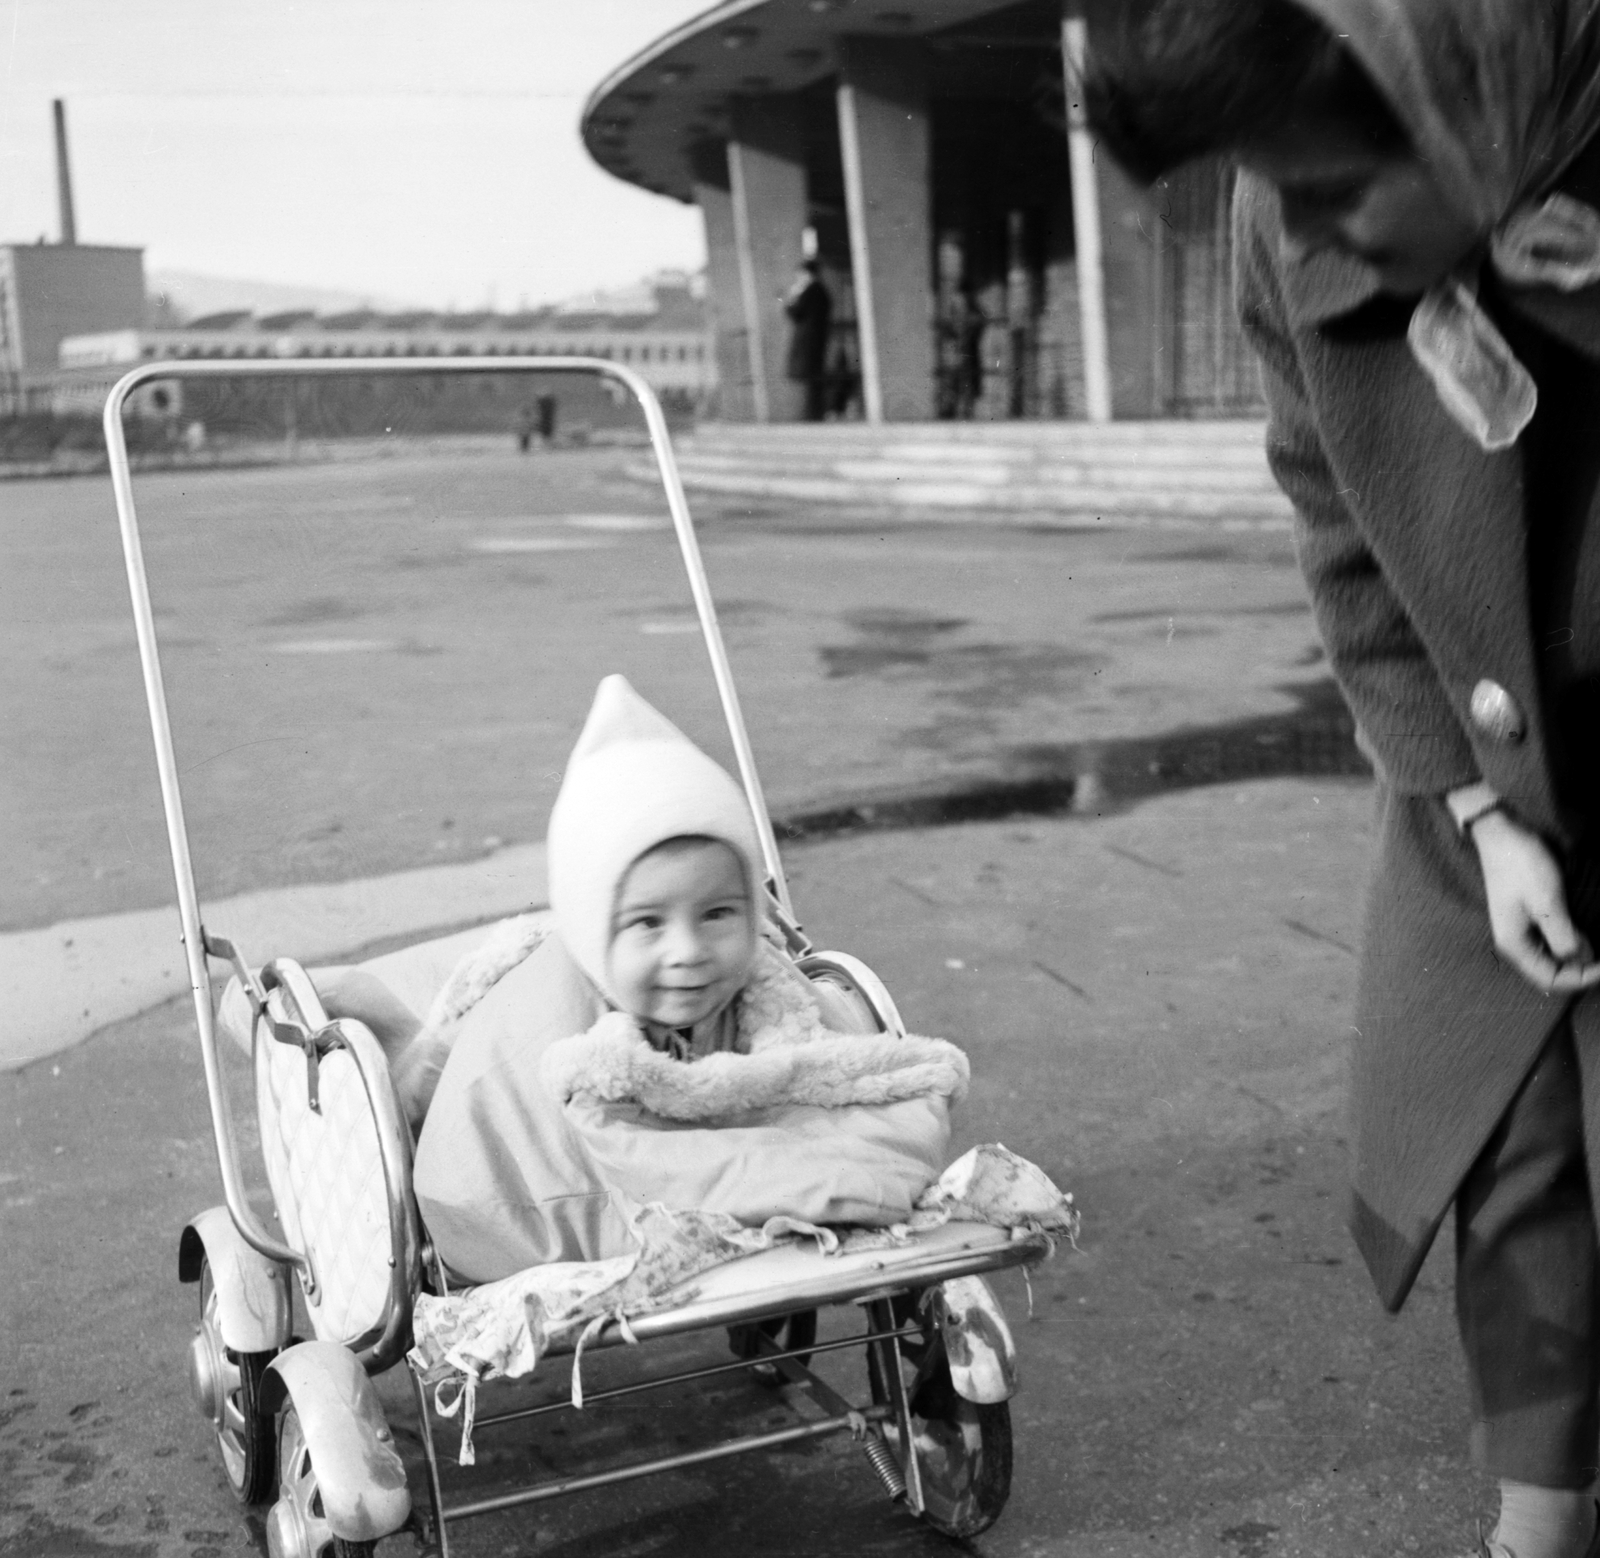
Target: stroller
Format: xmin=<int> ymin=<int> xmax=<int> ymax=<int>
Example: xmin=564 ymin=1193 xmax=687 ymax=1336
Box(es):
xmin=103 ymin=358 xmax=1058 ymax=1556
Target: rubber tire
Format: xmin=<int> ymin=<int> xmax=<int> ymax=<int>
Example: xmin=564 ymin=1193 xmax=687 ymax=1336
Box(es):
xmin=867 ymin=1292 xmax=1013 ymax=1539
xmin=270 ymin=1406 xmax=382 ymax=1558
xmin=198 ymin=1260 xmax=278 ymax=1505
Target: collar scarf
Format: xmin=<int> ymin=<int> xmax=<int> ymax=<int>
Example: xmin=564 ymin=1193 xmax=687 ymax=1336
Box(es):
xmin=643 ymin=998 xmax=743 ymax=1062
xmin=1282 ymin=0 xmax=1600 ymax=449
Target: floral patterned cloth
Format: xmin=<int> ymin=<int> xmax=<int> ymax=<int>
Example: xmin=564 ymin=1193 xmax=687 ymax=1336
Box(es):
xmin=407 ymin=1143 xmax=1075 ymax=1464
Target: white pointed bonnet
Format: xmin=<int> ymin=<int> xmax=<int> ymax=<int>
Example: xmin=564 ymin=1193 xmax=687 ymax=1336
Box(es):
xmin=546 ymin=674 xmax=764 ymax=1002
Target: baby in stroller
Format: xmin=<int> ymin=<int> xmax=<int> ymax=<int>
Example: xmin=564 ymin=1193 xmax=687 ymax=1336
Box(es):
xmin=289 ymin=675 xmax=969 ymax=1287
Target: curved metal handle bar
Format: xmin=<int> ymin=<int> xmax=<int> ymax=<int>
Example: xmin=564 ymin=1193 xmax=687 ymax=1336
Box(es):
xmin=100 ymin=355 xmax=791 ymax=1271
xmin=797 ymin=951 xmax=907 ymax=1039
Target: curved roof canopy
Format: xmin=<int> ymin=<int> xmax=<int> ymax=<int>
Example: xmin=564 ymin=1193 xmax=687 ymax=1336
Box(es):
xmin=581 ymin=0 xmax=1053 ymax=204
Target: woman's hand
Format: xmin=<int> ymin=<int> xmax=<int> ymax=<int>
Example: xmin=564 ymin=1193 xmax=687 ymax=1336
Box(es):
xmin=1468 ymin=810 xmax=1600 ymax=993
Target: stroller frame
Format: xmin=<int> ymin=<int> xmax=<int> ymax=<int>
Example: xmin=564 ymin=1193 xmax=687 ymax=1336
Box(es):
xmin=104 ymin=359 xmax=1047 ymax=1556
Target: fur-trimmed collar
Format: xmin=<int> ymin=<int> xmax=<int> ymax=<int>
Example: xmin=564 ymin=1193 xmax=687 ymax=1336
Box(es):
xmin=542 ymin=942 xmax=969 ymax=1123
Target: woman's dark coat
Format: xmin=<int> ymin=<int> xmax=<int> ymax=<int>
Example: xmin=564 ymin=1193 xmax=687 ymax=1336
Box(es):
xmin=1235 ymin=167 xmax=1600 ymax=1312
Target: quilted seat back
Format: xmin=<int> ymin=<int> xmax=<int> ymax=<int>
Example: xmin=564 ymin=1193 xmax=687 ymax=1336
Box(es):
xmin=255 ymin=989 xmax=413 ymax=1355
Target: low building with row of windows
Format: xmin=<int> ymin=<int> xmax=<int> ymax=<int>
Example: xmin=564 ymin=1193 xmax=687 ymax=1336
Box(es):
xmin=50 ymin=320 xmax=716 ymax=420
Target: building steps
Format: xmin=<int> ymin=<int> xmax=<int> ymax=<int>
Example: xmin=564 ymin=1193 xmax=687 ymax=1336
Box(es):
xmin=647 ymin=419 xmax=1292 ymax=525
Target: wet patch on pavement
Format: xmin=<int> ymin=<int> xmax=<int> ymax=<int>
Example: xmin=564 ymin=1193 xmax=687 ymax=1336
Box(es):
xmin=261 ymin=595 xmax=361 ymax=628
xmin=819 ymin=609 xmax=971 ymax=677
xmin=1221 ymin=1519 xmax=1282 ymax=1557
xmin=826 ymin=638 xmax=1093 ymax=697
xmin=777 ymin=679 xmax=1367 ymax=841
xmin=1135 ymin=538 xmax=1300 ymax=566
xmin=821 ymin=612 xmax=1097 ymax=720
xmin=0 ymin=1515 xmax=159 ymax=1558
xmin=0 ymin=1390 xmax=168 ymax=1558
xmin=1091 ymin=601 xmax=1310 ymax=623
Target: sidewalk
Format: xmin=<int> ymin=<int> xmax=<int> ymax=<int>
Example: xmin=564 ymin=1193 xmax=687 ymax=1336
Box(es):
xmin=1 ymin=772 xmax=1492 ymax=1557
xmin=0 ymin=843 xmax=547 ymax=1071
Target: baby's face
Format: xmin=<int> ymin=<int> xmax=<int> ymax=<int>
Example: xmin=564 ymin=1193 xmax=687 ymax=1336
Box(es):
xmin=609 ymin=838 xmax=756 ymax=1028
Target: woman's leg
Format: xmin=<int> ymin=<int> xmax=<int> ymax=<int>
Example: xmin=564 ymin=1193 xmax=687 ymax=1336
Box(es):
xmin=1457 ymin=1017 xmax=1599 ymax=1554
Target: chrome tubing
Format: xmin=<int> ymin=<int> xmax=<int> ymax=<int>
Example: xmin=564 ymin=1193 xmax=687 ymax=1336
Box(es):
xmin=440 ymin=1407 xmax=892 ymax=1522
xmin=103 ymin=375 xmax=297 ymax=1272
xmin=101 ymin=355 xmax=791 ymax=904
xmin=472 ymin=1325 xmax=922 ymax=1431
xmin=100 ymin=355 xmax=793 ymax=1268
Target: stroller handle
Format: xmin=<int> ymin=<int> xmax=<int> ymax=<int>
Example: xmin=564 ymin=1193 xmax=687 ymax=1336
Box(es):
xmin=102 ymin=355 xmax=792 ymax=1272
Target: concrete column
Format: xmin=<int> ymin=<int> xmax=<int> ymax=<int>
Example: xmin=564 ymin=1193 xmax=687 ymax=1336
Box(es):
xmin=693 ymin=155 xmax=756 ymax=421
xmin=836 ymin=38 xmax=934 ymax=423
xmin=1059 ymin=16 xmax=1112 ymax=422
xmin=1074 ymin=8 xmax=1161 ymax=415
xmin=1097 ymin=155 xmax=1162 ymax=416
xmin=726 ymin=96 xmax=808 ymax=422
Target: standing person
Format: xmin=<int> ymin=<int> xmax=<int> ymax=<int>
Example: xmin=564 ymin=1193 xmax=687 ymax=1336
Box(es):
xmin=783 ymin=259 xmax=833 ymax=421
xmin=937 ymin=277 xmax=987 ymax=417
xmin=536 ymin=392 xmax=558 ymax=446
xmin=1086 ymin=3 xmax=1600 ymax=1555
xmin=954 ymin=287 xmax=987 ymax=419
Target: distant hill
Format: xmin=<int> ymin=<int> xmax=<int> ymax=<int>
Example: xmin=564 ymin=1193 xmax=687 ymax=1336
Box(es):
xmin=147 ymin=269 xmax=419 ymax=324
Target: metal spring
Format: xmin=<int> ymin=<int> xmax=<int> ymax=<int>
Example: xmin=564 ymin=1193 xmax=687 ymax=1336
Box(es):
xmin=861 ymin=1433 xmax=907 ymax=1502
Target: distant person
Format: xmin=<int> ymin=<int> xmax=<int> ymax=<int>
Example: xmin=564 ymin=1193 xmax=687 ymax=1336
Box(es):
xmin=782 ymin=260 xmax=833 ymax=422
xmin=536 ymin=392 xmax=558 ymax=446
xmin=937 ymin=288 xmax=986 ymax=420
xmin=514 ymin=402 xmax=536 ymax=454
xmin=1087 ymin=2 xmax=1600 ymax=1556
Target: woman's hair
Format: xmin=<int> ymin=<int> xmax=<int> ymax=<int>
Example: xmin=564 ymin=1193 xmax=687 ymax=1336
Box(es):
xmin=1083 ymin=0 xmax=1409 ymax=183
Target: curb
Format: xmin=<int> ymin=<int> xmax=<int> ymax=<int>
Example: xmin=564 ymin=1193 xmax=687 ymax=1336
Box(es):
xmin=0 ymin=843 xmax=547 ymax=1073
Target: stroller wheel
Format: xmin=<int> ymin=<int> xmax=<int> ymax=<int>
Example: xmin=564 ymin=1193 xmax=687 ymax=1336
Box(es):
xmin=265 ymin=1406 xmax=376 ymax=1558
xmin=867 ymin=1291 xmax=1013 ymax=1539
xmin=190 ymin=1259 xmax=277 ymax=1504
xmin=728 ymin=1309 xmax=819 ymax=1383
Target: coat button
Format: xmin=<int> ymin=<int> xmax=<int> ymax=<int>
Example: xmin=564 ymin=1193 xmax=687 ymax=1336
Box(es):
xmin=1470 ymin=679 xmax=1526 ymax=743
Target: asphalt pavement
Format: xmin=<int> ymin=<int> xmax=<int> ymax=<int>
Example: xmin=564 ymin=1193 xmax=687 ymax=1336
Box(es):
xmin=0 ymin=444 xmax=1494 ymax=1557
xmin=2 ymin=443 xmax=1319 ymax=933
xmin=2 ymin=777 xmax=1492 ymax=1558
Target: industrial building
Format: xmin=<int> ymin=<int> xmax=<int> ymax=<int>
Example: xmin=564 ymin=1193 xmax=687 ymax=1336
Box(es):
xmin=5 ymin=99 xmax=715 ymax=436
xmin=581 ymin=0 xmax=1261 ymax=425
xmin=0 ymin=241 xmax=146 ymax=404
xmin=0 ymin=103 xmax=148 ymax=414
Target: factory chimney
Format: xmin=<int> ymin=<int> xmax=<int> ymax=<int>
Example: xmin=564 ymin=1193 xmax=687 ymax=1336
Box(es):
xmin=53 ymin=99 xmax=77 ymax=245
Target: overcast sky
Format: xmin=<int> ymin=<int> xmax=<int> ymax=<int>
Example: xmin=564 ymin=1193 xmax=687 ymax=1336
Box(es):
xmin=0 ymin=0 xmax=712 ymax=308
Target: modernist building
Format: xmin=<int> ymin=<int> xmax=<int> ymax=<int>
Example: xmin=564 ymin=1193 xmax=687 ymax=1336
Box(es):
xmin=582 ymin=0 xmax=1259 ymax=424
